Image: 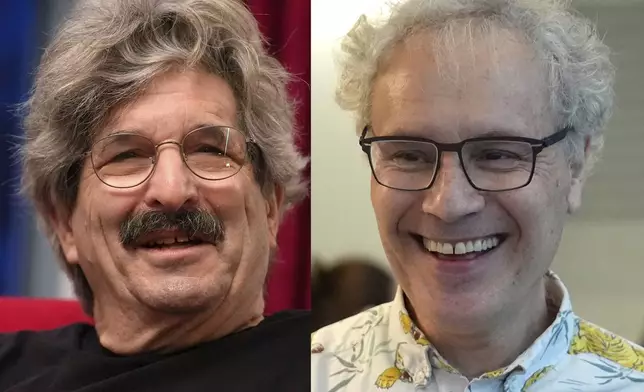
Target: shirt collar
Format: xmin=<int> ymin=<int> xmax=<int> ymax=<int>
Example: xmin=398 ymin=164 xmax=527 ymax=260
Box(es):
xmin=387 ymin=271 xmax=576 ymax=386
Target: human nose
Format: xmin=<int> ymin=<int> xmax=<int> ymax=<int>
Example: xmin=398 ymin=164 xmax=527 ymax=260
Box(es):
xmin=142 ymin=142 xmax=199 ymax=211
xmin=421 ymin=152 xmax=485 ymax=223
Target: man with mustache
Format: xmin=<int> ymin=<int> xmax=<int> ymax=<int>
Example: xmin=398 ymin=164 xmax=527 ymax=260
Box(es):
xmin=0 ymin=1 xmax=308 ymax=391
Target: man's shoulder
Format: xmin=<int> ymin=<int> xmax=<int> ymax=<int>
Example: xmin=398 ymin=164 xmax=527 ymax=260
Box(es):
xmin=0 ymin=323 xmax=95 ymax=389
xmin=311 ymin=301 xmax=393 ymax=356
xmin=244 ymin=310 xmax=310 ymax=361
xmin=565 ymin=316 xmax=644 ymax=374
xmin=258 ymin=309 xmax=309 ymax=340
xmin=0 ymin=323 xmax=94 ymax=351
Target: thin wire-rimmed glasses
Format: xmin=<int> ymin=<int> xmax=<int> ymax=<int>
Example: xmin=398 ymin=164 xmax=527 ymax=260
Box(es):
xmin=90 ymin=125 xmax=254 ymax=188
xmin=359 ymin=126 xmax=571 ymax=192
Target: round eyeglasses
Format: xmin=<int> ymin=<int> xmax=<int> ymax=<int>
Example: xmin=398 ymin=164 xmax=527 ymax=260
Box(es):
xmin=359 ymin=126 xmax=571 ymax=192
xmin=90 ymin=125 xmax=253 ymax=188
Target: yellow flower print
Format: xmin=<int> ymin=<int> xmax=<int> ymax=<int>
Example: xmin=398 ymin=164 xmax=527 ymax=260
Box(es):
xmin=375 ymin=344 xmax=413 ymax=389
xmin=521 ymin=365 xmax=554 ymax=391
xmin=433 ymin=356 xmax=458 ymax=374
xmin=569 ymin=320 xmax=644 ymax=372
xmin=399 ymin=311 xmax=413 ymax=334
xmin=399 ymin=311 xmax=429 ymax=346
xmin=480 ymin=367 xmax=507 ymax=379
xmin=375 ymin=367 xmax=406 ymax=389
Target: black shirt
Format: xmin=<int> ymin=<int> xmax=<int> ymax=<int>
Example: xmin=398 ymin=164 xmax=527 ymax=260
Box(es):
xmin=0 ymin=310 xmax=309 ymax=392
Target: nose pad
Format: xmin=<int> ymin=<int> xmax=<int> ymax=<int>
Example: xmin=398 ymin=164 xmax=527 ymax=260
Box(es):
xmin=143 ymin=144 xmax=199 ymax=211
xmin=421 ymin=153 xmax=485 ymax=223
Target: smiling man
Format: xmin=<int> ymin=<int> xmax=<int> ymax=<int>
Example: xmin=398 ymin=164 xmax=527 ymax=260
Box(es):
xmin=311 ymin=0 xmax=644 ymax=391
xmin=0 ymin=0 xmax=308 ymax=391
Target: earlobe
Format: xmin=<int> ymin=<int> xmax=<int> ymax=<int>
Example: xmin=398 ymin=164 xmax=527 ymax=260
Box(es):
xmin=49 ymin=210 xmax=80 ymax=265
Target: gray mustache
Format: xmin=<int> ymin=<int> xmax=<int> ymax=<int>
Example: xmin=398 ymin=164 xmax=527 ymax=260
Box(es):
xmin=120 ymin=208 xmax=224 ymax=246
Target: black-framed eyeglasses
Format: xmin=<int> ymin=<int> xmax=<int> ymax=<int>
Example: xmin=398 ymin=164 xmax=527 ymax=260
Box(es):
xmin=359 ymin=126 xmax=571 ymax=192
xmin=90 ymin=125 xmax=254 ymax=189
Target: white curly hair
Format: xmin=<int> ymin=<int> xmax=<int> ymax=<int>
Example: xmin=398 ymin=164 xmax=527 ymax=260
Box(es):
xmin=336 ymin=0 xmax=615 ymax=180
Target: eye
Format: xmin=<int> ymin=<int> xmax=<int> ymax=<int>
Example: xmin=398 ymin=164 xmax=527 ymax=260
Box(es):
xmin=110 ymin=150 xmax=148 ymax=162
xmin=194 ymin=144 xmax=225 ymax=155
xmin=392 ymin=149 xmax=437 ymax=164
xmin=478 ymin=150 xmax=523 ymax=161
xmin=392 ymin=151 xmax=426 ymax=162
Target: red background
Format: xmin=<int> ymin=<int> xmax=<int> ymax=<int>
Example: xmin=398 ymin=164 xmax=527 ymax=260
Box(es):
xmin=246 ymin=0 xmax=311 ymax=313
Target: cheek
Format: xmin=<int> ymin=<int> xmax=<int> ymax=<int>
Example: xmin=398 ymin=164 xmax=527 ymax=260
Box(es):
xmin=517 ymin=157 xmax=570 ymax=214
xmin=71 ymin=173 xmax=142 ymax=251
xmin=72 ymin=180 xmax=100 ymax=235
xmin=502 ymin=173 xmax=569 ymax=252
xmin=371 ymin=180 xmax=414 ymax=234
xmin=370 ymin=180 xmax=391 ymax=228
xmin=205 ymin=172 xmax=263 ymax=235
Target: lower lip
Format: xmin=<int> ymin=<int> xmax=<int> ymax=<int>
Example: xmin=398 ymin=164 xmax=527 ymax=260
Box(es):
xmin=134 ymin=243 xmax=214 ymax=265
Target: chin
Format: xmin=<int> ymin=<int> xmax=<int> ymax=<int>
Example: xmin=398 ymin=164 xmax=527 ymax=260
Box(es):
xmin=133 ymin=277 xmax=226 ymax=314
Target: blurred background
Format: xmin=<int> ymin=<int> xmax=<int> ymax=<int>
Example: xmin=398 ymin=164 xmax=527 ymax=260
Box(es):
xmin=311 ymin=0 xmax=644 ymax=340
xmin=0 ymin=0 xmax=311 ymax=314
xmin=1 ymin=1 xmax=74 ymax=300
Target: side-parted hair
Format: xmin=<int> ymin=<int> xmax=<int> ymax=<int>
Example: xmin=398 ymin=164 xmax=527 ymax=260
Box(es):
xmin=19 ymin=0 xmax=308 ymax=314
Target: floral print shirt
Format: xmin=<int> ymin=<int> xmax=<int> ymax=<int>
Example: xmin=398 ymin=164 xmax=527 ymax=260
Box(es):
xmin=311 ymin=272 xmax=644 ymax=391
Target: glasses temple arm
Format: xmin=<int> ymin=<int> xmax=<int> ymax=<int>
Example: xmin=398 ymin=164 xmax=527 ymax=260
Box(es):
xmin=541 ymin=126 xmax=573 ymax=148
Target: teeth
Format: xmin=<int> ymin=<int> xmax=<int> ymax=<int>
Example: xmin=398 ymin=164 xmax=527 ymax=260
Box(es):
xmin=474 ymin=239 xmax=482 ymax=252
xmin=423 ymin=236 xmax=502 ymax=256
xmin=430 ymin=241 xmax=437 ymax=252
xmin=442 ymin=243 xmax=454 ymax=255
xmin=145 ymin=236 xmax=192 ymax=247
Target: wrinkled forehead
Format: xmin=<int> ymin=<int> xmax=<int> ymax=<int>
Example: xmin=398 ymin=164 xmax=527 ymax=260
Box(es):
xmin=94 ymin=69 xmax=240 ymax=142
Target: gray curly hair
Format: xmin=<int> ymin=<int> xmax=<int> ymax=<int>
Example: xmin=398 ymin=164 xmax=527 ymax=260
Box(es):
xmin=336 ymin=0 xmax=615 ymax=179
xmin=19 ymin=0 xmax=308 ymax=314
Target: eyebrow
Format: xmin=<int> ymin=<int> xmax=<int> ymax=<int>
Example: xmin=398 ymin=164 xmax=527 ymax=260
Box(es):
xmin=382 ymin=126 xmax=528 ymax=139
xmin=475 ymin=129 xmax=526 ymax=138
xmin=99 ymin=123 xmax=222 ymax=139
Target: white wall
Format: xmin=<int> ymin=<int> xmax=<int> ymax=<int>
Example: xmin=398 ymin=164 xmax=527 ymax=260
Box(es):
xmin=311 ymin=0 xmax=389 ymax=267
xmin=554 ymin=221 xmax=644 ymax=340
xmin=311 ymin=0 xmax=644 ymax=341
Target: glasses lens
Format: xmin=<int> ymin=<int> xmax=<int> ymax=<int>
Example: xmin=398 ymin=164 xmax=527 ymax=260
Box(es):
xmin=91 ymin=133 xmax=156 ymax=188
xmin=462 ymin=140 xmax=534 ymax=191
xmin=183 ymin=126 xmax=247 ymax=180
xmin=370 ymin=140 xmax=438 ymax=190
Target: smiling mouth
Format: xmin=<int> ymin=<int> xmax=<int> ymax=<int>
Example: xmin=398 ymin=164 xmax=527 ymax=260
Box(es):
xmin=414 ymin=234 xmax=507 ymax=261
xmin=135 ymin=234 xmax=209 ymax=249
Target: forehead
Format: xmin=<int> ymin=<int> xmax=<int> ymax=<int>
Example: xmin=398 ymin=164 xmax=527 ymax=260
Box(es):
xmin=101 ymin=69 xmax=238 ymax=140
xmin=371 ymin=27 xmax=552 ymax=139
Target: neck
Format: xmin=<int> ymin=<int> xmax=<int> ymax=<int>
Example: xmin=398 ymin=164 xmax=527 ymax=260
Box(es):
xmin=410 ymin=278 xmax=554 ymax=379
xmin=92 ymin=293 xmax=265 ymax=355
